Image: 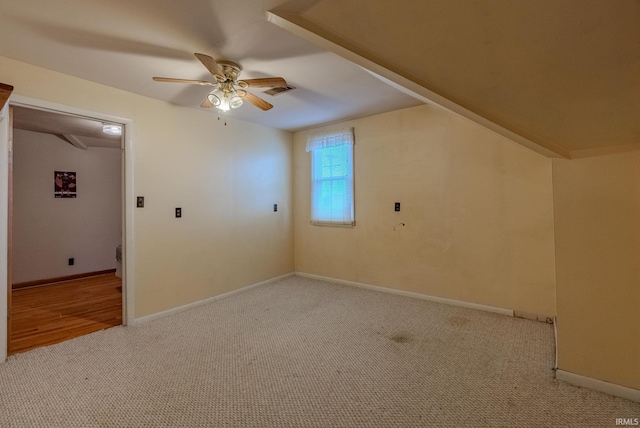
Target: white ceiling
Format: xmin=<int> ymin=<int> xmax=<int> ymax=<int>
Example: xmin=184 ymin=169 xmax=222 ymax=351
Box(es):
xmin=1 ymin=0 xmax=636 ymax=158
xmin=12 ymin=106 xmax=121 ymax=149
xmin=0 ymin=0 xmax=422 ymax=134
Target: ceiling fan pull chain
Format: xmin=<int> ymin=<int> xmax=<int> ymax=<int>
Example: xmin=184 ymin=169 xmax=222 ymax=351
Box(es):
xmin=217 ymin=110 xmax=227 ymax=126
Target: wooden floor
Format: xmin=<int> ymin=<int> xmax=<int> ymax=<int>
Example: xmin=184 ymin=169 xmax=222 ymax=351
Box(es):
xmin=10 ymin=273 xmax=122 ymax=355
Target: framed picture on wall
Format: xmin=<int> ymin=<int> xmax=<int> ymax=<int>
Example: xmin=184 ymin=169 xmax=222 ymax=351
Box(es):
xmin=54 ymin=171 xmax=77 ymax=198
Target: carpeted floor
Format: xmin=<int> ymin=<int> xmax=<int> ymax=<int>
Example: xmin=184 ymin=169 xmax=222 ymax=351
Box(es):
xmin=0 ymin=276 xmax=637 ymax=427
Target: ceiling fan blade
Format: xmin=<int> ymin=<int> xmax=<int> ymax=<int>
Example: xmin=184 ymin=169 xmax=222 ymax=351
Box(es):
xmin=238 ymin=77 xmax=287 ymax=88
xmin=153 ymin=77 xmax=215 ymax=86
xmin=200 ymin=96 xmax=213 ymax=108
xmin=194 ymin=53 xmax=224 ymax=78
xmin=240 ymin=91 xmax=273 ymax=111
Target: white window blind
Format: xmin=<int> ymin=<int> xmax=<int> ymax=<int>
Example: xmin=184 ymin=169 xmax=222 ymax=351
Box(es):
xmin=306 ymin=128 xmax=354 ymax=226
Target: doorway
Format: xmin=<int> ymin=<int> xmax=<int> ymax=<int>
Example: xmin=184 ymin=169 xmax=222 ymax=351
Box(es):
xmin=10 ymin=106 xmax=123 ymax=354
xmin=1 ymin=96 xmax=135 ymax=360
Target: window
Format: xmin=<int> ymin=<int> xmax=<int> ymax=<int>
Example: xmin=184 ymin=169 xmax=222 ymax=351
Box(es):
xmin=306 ymin=128 xmax=355 ymax=226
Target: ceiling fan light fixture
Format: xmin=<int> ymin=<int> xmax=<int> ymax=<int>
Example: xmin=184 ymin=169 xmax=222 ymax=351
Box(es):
xmin=207 ymin=90 xmax=222 ymax=107
xmin=208 ymin=87 xmax=242 ymax=111
xmin=218 ymin=96 xmax=231 ymax=112
xmin=102 ymin=124 xmax=122 ymax=136
xmin=229 ymin=94 xmax=243 ymax=109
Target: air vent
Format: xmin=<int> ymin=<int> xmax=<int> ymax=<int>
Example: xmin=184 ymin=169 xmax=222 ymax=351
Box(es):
xmin=264 ymin=85 xmax=296 ymax=96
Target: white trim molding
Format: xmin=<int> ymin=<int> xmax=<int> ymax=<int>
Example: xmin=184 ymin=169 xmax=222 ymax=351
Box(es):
xmin=295 ymin=272 xmax=514 ymax=317
xmin=556 ymin=370 xmax=640 ymax=403
xmin=134 ymin=273 xmax=295 ymax=324
xmin=0 ymin=102 xmax=10 ymax=362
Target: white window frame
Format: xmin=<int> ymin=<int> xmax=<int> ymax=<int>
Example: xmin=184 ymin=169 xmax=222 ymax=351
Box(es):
xmin=306 ymin=127 xmax=355 ymax=227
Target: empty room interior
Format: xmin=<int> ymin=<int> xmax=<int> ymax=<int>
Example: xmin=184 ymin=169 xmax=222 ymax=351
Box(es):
xmin=0 ymin=0 xmax=638 ymax=426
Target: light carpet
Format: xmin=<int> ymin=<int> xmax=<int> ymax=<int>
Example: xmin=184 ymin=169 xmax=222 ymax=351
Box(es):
xmin=0 ymin=276 xmax=638 ymax=427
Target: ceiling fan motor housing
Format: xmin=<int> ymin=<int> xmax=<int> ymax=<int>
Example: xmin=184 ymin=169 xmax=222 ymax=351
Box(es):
xmin=216 ymin=61 xmax=242 ymax=83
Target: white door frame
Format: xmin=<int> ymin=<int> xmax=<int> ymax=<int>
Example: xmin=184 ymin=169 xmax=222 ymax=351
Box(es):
xmin=1 ymin=95 xmax=135 ymax=361
xmin=0 ymin=101 xmax=10 ymax=362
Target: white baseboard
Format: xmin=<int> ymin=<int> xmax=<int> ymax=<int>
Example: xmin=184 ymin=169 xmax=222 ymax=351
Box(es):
xmin=556 ymin=370 xmax=640 ymax=403
xmin=295 ymin=272 xmax=514 ymax=317
xmin=513 ymin=310 xmax=553 ymax=324
xmin=134 ymin=272 xmax=294 ymax=324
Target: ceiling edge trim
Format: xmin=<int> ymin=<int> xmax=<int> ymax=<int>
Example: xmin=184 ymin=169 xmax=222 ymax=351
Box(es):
xmin=569 ymin=143 xmax=640 ymax=160
xmin=267 ymin=10 xmax=569 ymax=159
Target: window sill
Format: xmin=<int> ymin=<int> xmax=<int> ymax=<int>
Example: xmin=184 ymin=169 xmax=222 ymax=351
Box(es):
xmin=309 ymin=221 xmax=355 ymax=228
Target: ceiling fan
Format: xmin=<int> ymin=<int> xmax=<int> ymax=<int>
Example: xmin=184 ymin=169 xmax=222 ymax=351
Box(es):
xmin=153 ymin=53 xmax=287 ymax=112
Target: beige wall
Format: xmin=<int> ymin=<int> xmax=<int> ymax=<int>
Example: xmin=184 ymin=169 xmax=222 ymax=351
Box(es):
xmin=0 ymin=55 xmax=293 ymax=318
xmin=553 ymin=151 xmax=640 ymax=390
xmin=3 ymin=53 xmax=636 ymax=393
xmin=13 ymin=130 xmax=121 ymax=283
xmin=294 ymin=105 xmax=556 ymax=317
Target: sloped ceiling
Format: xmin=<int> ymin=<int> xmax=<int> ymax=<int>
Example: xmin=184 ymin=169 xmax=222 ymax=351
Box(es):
xmin=1 ymin=0 xmax=637 ymax=158
xmin=271 ymin=0 xmax=640 ymax=158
